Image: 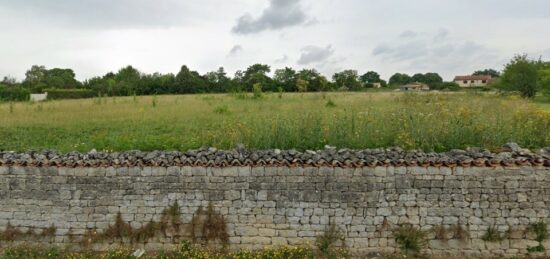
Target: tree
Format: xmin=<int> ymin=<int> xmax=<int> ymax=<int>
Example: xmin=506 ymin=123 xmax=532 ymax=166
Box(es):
xmin=333 ymin=70 xmax=361 ymax=91
xmin=175 ymin=65 xmax=207 ymax=94
xmin=389 ymin=73 xmax=411 ymax=86
xmin=273 ymin=67 xmax=297 ymax=92
xmin=243 ymin=64 xmax=272 ymax=91
xmin=296 ymin=79 xmax=309 ymax=92
xmin=500 ymin=54 xmax=538 ymax=98
xmin=411 ymin=73 xmax=426 ymax=83
xmin=205 ymin=67 xmax=230 ymax=93
xmin=538 ymin=66 xmax=550 ymax=100
xmin=473 ymin=69 xmax=500 ymax=78
xmin=360 ymin=71 xmax=381 ymax=83
xmin=1 ymin=76 xmax=17 ymax=86
xmin=23 ymin=65 xmax=80 ymax=92
xmin=422 ymin=73 xmax=443 ymax=87
xmin=297 ymin=69 xmax=328 ymax=92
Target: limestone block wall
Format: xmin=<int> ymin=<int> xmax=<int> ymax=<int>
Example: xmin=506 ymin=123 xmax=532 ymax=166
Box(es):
xmin=1 ymin=165 xmax=550 ymax=257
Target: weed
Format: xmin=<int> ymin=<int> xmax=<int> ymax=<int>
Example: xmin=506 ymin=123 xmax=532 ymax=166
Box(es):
xmin=528 ymin=221 xmax=548 ymax=253
xmin=0 ymin=223 xmax=23 ymax=242
xmin=433 ymin=225 xmax=449 ymax=240
xmin=190 ymin=202 xmax=229 ymax=247
xmin=9 ymin=102 xmax=14 ymax=113
xmin=394 ymin=224 xmax=427 ymax=255
xmin=152 ymin=95 xmax=157 ymax=108
xmin=482 ymin=225 xmax=503 ymax=242
xmin=40 ymin=224 xmax=57 ymax=238
xmin=451 ymin=225 xmax=469 ymax=241
xmin=315 ymin=223 xmax=348 ymax=258
xmin=277 ymin=87 xmax=283 ymax=98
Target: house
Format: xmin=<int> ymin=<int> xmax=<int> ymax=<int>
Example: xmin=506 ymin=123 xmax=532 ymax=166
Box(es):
xmin=453 ymin=75 xmax=492 ymax=88
xmin=399 ymin=82 xmax=430 ymax=91
xmin=30 ymin=92 xmax=48 ymax=102
xmin=372 ymin=82 xmax=382 ymax=89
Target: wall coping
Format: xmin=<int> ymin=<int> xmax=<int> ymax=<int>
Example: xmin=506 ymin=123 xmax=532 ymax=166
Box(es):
xmin=1 ymin=143 xmax=549 ymax=168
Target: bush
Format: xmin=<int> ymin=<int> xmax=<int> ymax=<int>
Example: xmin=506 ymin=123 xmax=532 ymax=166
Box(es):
xmin=0 ymin=86 xmax=30 ymax=101
xmin=44 ymin=88 xmax=96 ymax=100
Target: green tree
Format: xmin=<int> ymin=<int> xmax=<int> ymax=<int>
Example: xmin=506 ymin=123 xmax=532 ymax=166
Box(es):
xmin=332 ymin=70 xmax=361 ymax=91
xmin=297 ymin=69 xmax=328 ymax=91
xmin=422 ymin=73 xmax=443 ymax=87
xmin=473 ymin=69 xmax=500 ymax=78
xmin=243 ymin=64 xmax=272 ymax=91
xmin=411 ymin=73 xmax=426 ymax=83
xmin=538 ymin=67 xmax=550 ymax=99
xmin=175 ymin=65 xmax=207 ymax=94
xmin=360 ymin=71 xmax=380 ymax=83
xmin=500 ymin=54 xmax=538 ymax=98
xmin=273 ymin=67 xmax=297 ymax=92
xmin=389 ymin=73 xmax=412 ymax=86
xmin=296 ymin=78 xmax=309 ymax=92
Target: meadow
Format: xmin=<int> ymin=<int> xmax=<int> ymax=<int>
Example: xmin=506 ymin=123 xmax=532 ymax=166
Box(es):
xmin=0 ymin=92 xmax=549 ymax=152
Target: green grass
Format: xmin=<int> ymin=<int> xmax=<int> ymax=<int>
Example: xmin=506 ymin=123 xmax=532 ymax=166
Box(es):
xmin=0 ymin=92 xmax=549 ymax=152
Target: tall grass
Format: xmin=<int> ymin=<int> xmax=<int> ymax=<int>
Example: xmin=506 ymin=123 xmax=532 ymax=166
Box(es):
xmin=0 ymin=92 xmax=549 ymax=152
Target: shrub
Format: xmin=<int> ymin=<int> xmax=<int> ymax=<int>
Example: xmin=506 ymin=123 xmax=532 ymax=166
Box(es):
xmin=0 ymin=86 xmax=30 ymax=101
xmin=394 ymin=224 xmax=427 ymax=255
xmin=44 ymin=88 xmax=96 ymax=100
xmin=252 ymin=83 xmax=263 ymax=99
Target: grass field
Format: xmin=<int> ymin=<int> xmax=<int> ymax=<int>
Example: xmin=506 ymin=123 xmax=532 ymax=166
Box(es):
xmin=1 ymin=92 xmax=549 ymax=152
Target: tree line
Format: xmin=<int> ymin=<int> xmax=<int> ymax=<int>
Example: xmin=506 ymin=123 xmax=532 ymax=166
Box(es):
xmin=1 ymin=55 xmax=549 ymax=100
xmin=0 ymin=64 xmax=458 ymax=98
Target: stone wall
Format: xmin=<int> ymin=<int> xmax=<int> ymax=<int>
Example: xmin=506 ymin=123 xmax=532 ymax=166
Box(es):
xmin=1 ymin=165 xmax=550 ymax=257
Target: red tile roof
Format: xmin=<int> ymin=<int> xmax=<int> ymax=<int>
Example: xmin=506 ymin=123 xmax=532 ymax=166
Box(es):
xmin=454 ymin=75 xmax=492 ymax=81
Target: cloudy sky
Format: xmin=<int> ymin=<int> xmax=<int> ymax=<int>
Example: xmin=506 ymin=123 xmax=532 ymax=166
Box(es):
xmin=1 ymin=0 xmax=549 ymax=81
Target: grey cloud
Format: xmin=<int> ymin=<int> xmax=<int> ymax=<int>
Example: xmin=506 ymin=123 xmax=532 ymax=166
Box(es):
xmin=275 ymin=55 xmax=289 ymax=63
xmin=399 ymin=30 xmax=417 ymax=38
xmin=0 ymin=0 xmax=189 ymax=29
xmin=372 ymin=29 xmax=500 ymax=78
xmin=297 ymin=45 xmax=334 ymax=65
xmin=232 ymin=0 xmax=309 ymax=34
xmin=228 ymin=45 xmax=244 ymax=56
xmin=433 ymin=28 xmax=449 ymax=42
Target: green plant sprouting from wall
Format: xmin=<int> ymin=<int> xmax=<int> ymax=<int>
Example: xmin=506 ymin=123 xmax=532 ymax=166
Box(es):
xmin=394 ymin=224 xmax=427 ymax=255
xmin=527 ymin=221 xmax=548 ymax=253
xmin=482 ymin=225 xmax=503 ymax=242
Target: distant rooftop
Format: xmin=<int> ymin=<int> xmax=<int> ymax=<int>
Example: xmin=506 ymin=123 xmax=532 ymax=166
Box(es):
xmin=454 ymin=75 xmax=492 ymax=81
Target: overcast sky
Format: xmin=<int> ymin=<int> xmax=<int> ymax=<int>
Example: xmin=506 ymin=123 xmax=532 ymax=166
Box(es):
xmin=1 ymin=0 xmax=549 ymax=81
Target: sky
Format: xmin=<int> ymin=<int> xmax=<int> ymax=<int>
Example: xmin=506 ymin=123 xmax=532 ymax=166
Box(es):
xmin=1 ymin=0 xmax=550 ymax=81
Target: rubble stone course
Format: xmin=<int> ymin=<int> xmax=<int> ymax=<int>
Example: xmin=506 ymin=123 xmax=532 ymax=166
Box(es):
xmin=1 ymin=143 xmax=549 ymax=168
xmin=1 ymin=144 xmax=550 ymax=256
